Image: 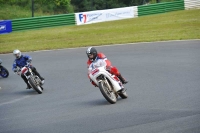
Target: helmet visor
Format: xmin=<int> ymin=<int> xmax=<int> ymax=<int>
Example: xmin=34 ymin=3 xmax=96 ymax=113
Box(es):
xmin=87 ymin=54 xmax=94 ymax=59
xmin=14 ymin=53 xmax=20 ymax=59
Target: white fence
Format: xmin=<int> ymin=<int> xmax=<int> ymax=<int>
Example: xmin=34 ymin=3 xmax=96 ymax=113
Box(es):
xmin=184 ymin=0 xmax=200 ymax=9
xmin=75 ymin=6 xmax=138 ymax=25
xmin=75 ymin=0 xmax=199 ymax=25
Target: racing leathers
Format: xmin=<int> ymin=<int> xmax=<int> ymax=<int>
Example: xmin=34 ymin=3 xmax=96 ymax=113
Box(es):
xmin=87 ymin=53 xmax=128 ymax=87
xmin=12 ymin=54 xmax=44 ymax=89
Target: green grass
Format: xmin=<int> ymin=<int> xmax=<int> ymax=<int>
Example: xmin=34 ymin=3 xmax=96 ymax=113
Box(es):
xmin=0 ymin=9 xmax=200 ymax=54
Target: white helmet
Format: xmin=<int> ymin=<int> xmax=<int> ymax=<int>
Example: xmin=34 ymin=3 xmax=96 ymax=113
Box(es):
xmin=13 ymin=49 xmax=21 ymax=59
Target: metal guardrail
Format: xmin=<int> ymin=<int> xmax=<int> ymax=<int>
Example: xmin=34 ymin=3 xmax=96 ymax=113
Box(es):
xmin=12 ymin=13 xmax=75 ymax=31
xmin=10 ymin=0 xmax=199 ymax=32
xmin=138 ymin=1 xmax=184 ymax=16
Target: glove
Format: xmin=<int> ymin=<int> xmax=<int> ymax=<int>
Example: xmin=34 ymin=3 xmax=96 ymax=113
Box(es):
xmin=27 ymin=59 xmax=32 ymax=64
xmin=13 ymin=68 xmax=20 ymax=75
xmin=25 ymin=62 xmax=31 ymax=67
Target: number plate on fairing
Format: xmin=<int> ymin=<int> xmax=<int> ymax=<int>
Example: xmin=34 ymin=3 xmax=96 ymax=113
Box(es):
xmin=91 ymin=68 xmax=99 ymax=75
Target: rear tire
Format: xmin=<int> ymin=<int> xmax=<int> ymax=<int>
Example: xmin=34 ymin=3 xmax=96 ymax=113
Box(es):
xmin=118 ymin=89 xmax=128 ymax=99
xmin=28 ymin=77 xmax=42 ymax=94
xmin=99 ymin=81 xmax=117 ymax=104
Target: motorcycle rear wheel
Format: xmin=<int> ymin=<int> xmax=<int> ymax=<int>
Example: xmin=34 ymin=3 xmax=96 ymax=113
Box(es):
xmin=28 ymin=77 xmax=43 ymax=94
xmin=118 ymin=89 xmax=128 ymax=99
xmin=99 ymin=80 xmax=117 ymax=104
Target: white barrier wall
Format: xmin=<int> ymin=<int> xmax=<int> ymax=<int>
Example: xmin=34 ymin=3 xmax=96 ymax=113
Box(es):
xmin=133 ymin=6 xmax=138 ymax=17
xmin=75 ymin=0 xmax=199 ymax=26
xmin=75 ymin=6 xmax=137 ymax=25
xmin=184 ymin=0 xmax=200 ymax=9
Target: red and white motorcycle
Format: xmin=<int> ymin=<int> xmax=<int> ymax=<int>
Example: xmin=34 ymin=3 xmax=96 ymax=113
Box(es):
xmin=89 ymin=66 xmax=128 ymax=104
xmin=16 ymin=65 xmax=43 ymax=94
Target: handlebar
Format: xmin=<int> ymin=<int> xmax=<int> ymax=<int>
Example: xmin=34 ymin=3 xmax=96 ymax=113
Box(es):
xmin=14 ymin=65 xmax=29 ymax=75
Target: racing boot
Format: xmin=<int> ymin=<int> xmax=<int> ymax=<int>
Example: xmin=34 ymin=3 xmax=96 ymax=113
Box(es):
xmin=118 ymin=74 xmax=128 ymax=84
xmin=40 ymin=77 xmax=45 ymax=85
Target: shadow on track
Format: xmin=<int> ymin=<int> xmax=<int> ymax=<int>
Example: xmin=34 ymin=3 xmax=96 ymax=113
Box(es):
xmin=13 ymin=90 xmax=41 ymax=96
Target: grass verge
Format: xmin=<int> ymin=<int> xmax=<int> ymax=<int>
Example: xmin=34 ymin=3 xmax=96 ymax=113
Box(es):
xmin=0 ymin=9 xmax=200 ymax=54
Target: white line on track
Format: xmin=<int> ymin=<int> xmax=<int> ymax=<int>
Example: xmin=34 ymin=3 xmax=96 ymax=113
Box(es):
xmin=0 ymin=96 xmax=30 ymax=106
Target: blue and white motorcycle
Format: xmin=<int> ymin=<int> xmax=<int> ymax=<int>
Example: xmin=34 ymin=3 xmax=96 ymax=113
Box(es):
xmin=0 ymin=59 xmax=9 ymax=78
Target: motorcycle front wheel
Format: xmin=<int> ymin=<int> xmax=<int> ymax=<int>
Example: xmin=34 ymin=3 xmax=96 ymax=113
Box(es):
xmin=0 ymin=66 xmax=9 ymax=78
xmin=99 ymin=80 xmax=117 ymax=104
xmin=28 ymin=77 xmax=43 ymax=94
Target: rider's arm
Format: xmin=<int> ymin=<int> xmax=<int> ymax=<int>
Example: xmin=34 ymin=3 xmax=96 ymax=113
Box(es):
xmin=87 ymin=60 xmax=92 ymax=68
xmin=87 ymin=66 xmax=97 ymax=87
xmin=23 ymin=55 xmax=32 ymax=66
xmin=24 ymin=55 xmax=32 ymax=63
xmin=98 ymin=53 xmax=112 ymax=67
xmin=97 ymin=53 xmax=107 ymax=59
xmin=100 ymin=59 xmax=107 ymax=70
xmin=87 ymin=63 xmax=93 ymax=75
xmin=12 ymin=60 xmax=17 ymax=72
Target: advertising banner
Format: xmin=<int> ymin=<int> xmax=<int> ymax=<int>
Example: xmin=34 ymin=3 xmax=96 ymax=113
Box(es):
xmin=75 ymin=7 xmax=134 ymax=25
xmin=0 ymin=20 xmax=12 ymax=34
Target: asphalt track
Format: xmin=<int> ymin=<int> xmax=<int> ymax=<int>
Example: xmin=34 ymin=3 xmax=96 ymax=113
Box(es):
xmin=0 ymin=40 xmax=200 ymax=133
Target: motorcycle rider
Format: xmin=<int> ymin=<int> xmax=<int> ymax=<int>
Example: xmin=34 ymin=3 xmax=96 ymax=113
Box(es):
xmin=12 ymin=49 xmax=45 ymax=89
xmin=86 ymin=47 xmax=128 ymax=87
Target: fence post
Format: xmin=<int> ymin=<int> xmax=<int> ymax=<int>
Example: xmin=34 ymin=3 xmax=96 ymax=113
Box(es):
xmin=32 ymin=0 xmax=34 ymax=17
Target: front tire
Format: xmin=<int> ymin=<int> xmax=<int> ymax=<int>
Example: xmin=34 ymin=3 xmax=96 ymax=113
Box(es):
xmin=99 ymin=80 xmax=117 ymax=104
xmin=0 ymin=66 xmax=9 ymax=78
xmin=28 ymin=77 xmax=42 ymax=94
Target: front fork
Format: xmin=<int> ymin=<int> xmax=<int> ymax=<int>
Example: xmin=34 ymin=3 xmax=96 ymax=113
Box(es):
xmin=102 ymin=77 xmax=115 ymax=94
xmin=97 ymin=75 xmax=115 ymax=92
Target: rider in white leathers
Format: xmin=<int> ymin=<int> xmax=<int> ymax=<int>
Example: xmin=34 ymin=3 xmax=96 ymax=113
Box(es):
xmin=86 ymin=47 xmax=128 ymax=87
xmin=88 ymin=54 xmax=125 ymax=91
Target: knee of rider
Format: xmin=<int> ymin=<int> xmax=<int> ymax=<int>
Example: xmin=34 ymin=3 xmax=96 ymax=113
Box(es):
xmin=110 ymin=67 xmax=119 ymax=75
xmin=31 ymin=67 xmax=36 ymax=71
xmin=105 ymin=60 xmax=112 ymax=66
xmin=21 ymin=74 xmax=25 ymax=78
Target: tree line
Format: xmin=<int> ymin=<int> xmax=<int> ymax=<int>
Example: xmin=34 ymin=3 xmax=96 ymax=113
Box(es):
xmin=0 ymin=0 xmax=176 ymax=14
